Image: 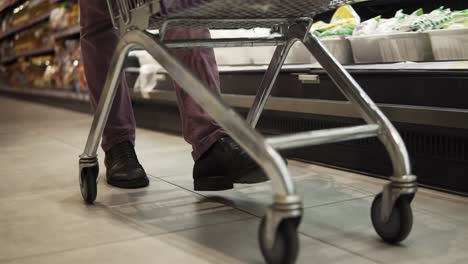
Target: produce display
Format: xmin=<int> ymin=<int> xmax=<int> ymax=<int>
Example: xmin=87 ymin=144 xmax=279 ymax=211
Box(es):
xmin=312 ymin=5 xmax=468 ymax=37
xmin=1 ymin=38 xmax=87 ymax=92
xmin=50 ymin=2 xmax=79 ymax=31
xmin=1 ymin=0 xmax=53 ymax=31
xmin=0 ymin=1 xmax=86 ymax=92
xmin=311 ymin=5 xmax=361 ymax=37
xmin=44 ymin=39 xmax=87 ymax=92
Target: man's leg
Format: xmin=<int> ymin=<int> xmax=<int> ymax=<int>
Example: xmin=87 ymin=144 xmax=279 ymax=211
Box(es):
xmin=164 ymin=29 xmax=225 ymax=160
xmin=165 ymin=29 xmax=268 ymax=191
xmin=80 ymin=0 xmax=148 ymax=188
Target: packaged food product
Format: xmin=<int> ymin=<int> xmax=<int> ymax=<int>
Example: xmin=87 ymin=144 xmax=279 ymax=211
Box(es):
xmin=50 ymin=2 xmax=80 ymax=30
xmin=393 ymin=9 xmax=423 ymax=32
xmin=442 ymin=10 xmax=468 ymax=29
xmin=353 ymin=16 xmax=380 ymax=36
xmin=311 ymin=5 xmax=360 ymax=37
xmin=410 ymin=7 xmax=453 ymax=32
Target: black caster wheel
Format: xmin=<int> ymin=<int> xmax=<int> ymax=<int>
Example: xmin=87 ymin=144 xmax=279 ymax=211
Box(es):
xmin=80 ymin=166 xmax=98 ymax=204
xmin=259 ymin=217 xmax=299 ymax=264
xmin=371 ymin=193 xmax=413 ymax=244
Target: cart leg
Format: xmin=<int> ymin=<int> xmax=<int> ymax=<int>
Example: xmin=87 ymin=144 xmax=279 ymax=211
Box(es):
xmin=122 ymin=30 xmax=302 ymax=263
xmin=293 ymin=20 xmax=417 ymax=243
xmin=79 ymin=37 xmax=135 ymax=204
xmin=246 ymin=39 xmax=297 ymax=127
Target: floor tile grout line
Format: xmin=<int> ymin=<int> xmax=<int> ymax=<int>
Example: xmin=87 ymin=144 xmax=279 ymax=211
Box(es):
xmin=148 ymin=174 xmax=264 ymax=219
xmin=146 ymin=216 xmax=256 ymax=238
xmin=149 ymin=173 xmax=378 ymax=218
xmin=303 ymin=195 xmax=375 ymax=210
xmin=103 ymin=184 xmax=379 ymax=264
xmin=0 ymin=205 xmax=254 ymax=264
xmin=103 ymin=200 xmax=256 ymax=239
xmin=297 ymin=173 xmax=377 ymax=196
xmin=0 ymin=235 xmax=148 ymax=264
xmin=298 ymin=232 xmax=385 ymax=264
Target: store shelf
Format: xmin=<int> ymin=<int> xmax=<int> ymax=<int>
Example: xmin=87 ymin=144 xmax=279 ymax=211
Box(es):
xmin=215 ymin=61 xmax=468 ymax=73
xmin=0 ymin=85 xmax=89 ymax=102
xmin=0 ymin=0 xmax=22 ymax=14
xmin=0 ymin=12 xmax=50 ymax=40
xmin=53 ymin=25 xmax=80 ymax=39
xmin=1 ymin=46 xmax=54 ymax=63
xmin=0 ymin=25 xmax=81 ymax=64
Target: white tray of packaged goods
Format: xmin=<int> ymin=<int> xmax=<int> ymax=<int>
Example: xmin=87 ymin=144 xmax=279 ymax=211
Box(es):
xmin=348 ymin=31 xmax=434 ymax=64
xmin=428 ymin=28 xmax=468 ymax=61
xmin=310 ymin=36 xmax=354 ymax=65
xmin=234 ymin=36 xmax=354 ymax=65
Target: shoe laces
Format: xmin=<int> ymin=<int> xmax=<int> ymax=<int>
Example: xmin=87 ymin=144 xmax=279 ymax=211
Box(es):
xmin=218 ymin=137 xmax=258 ymax=172
xmin=219 ymin=137 xmax=242 ymax=152
xmin=108 ymin=142 xmax=138 ymax=163
xmin=219 ymin=137 xmax=250 ymax=160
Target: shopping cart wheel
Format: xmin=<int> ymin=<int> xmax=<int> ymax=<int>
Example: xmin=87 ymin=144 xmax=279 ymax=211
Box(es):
xmin=80 ymin=165 xmax=98 ymax=204
xmin=371 ymin=193 xmax=413 ymax=244
xmin=259 ymin=217 xmax=299 ymax=264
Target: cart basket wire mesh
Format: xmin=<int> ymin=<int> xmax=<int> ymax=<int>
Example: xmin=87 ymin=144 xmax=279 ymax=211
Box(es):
xmin=111 ymin=0 xmax=365 ymax=29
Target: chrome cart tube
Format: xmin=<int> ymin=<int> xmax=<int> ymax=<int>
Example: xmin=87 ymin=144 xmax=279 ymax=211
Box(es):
xmin=125 ymin=30 xmax=296 ymax=198
xmin=81 ymin=38 xmax=135 ymax=159
xmin=246 ymin=39 xmax=297 ymax=127
xmin=297 ymin=24 xmax=412 ymax=179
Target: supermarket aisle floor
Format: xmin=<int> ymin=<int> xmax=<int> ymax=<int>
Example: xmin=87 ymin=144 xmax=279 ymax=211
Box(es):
xmin=1 ymin=96 xmax=468 ymax=264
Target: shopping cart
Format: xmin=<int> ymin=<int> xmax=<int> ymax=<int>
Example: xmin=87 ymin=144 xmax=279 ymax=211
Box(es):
xmin=78 ymin=0 xmax=418 ymax=263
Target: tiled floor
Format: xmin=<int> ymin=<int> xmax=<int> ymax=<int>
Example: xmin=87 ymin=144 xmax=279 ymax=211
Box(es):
xmin=1 ymin=96 xmax=467 ymax=264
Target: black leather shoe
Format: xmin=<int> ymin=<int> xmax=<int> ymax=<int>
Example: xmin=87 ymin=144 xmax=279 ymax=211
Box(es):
xmin=105 ymin=141 xmax=149 ymax=188
xmin=193 ymin=137 xmax=269 ymax=191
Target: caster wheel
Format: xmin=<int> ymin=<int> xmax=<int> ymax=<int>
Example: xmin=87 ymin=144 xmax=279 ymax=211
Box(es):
xmin=80 ymin=166 xmax=98 ymax=204
xmin=259 ymin=217 xmax=299 ymax=264
xmin=371 ymin=193 xmax=413 ymax=244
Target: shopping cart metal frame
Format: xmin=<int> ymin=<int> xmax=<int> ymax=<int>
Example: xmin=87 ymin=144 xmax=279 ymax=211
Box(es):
xmin=78 ymin=1 xmax=418 ymax=263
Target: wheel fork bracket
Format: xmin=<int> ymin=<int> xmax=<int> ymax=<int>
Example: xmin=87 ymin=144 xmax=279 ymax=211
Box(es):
xmin=264 ymin=195 xmax=303 ymax=249
xmin=381 ymin=175 xmax=418 ymax=223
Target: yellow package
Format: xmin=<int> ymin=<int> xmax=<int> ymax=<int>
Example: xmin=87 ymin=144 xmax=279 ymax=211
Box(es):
xmin=311 ymin=5 xmax=361 ymax=37
xmin=331 ymin=5 xmax=361 ymax=24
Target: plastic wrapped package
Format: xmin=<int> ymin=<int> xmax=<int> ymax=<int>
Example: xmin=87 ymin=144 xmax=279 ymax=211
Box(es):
xmin=50 ymin=7 xmax=67 ymax=29
xmin=312 ymin=5 xmax=360 ymax=37
xmin=13 ymin=22 xmax=53 ymax=54
xmin=410 ymin=7 xmax=453 ymax=32
xmin=11 ymin=0 xmax=52 ymax=27
xmin=442 ymin=10 xmax=468 ymax=29
xmin=393 ymin=9 xmax=423 ymax=32
xmin=62 ymin=40 xmax=84 ymax=91
xmin=353 ymin=16 xmax=380 ymax=36
xmin=129 ymin=50 xmax=164 ymax=92
xmin=29 ymin=55 xmax=53 ymax=88
xmin=43 ymin=63 xmax=60 ymax=89
xmin=134 ymin=64 xmax=162 ymax=92
xmin=46 ymin=39 xmax=87 ymax=92
xmin=50 ymin=2 xmax=80 ymax=30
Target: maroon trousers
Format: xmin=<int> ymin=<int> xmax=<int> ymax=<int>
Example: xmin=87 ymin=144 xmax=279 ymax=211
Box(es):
xmin=80 ymin=0 xmax=225 ymax=160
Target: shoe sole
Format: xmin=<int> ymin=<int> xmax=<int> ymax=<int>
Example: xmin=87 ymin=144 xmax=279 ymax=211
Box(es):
xmin=107 ymin=177 xmax=150 ymax=189
xmin=234 ymin=168 xmax=270 ymax=184
xmin=194 ymin=176 xmax=234 ymax=191
xmin=194 ymin=168 xmax=270 ymax=191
